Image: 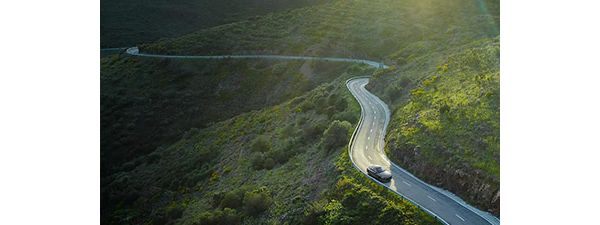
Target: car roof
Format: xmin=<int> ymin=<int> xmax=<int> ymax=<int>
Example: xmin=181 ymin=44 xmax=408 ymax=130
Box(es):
xmin=369 ymin=165 xmax=383 ymax=169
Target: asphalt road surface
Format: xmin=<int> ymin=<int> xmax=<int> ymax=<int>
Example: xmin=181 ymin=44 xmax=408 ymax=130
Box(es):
xmin=347 ymin=78 xmax=499 ymax=225
xmin=124 ymin=47 xmax=388 ymax=69
xmin=118 ymin=46 xmax=499 ymax=225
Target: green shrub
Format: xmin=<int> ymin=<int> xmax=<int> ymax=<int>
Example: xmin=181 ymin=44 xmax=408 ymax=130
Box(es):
xmin=250 ymin=152 xmax=275 ymax=170
xmin=384 ymin=85 xmax=403 ymax=101
xmin=251 ymin=135 xmax=271 ymax=153
xmin=399 ymin=76 xmax=411 ymax=88
xmin=165 ymin=204 xmax=184 ymax=220
xmin=243 ymin=187 xmax=272 ymax=216
xmin=320 ymin=120 xmax=353 ymax=153
xmin=280 ymin=125 xmax=296 ymax=138
xmin=220 ymin=190 xmax=244 ymax=209
xmin=195 ymin=208 xmax=241 ymax=225
xmin=250 ymin=152 xmax=265 ymax=170
xmin=269 ymin=141 xmax=301 ymax=164
xmin=263 ymin=157 xmax=275 ymax=169
xmin=300 ymin=121 xmax=326 ymax=143
xmin=302 ymin=201 xmax=327 ymax=225
xmin=327 ymin=94 xmax=347 ymax=113
xmin=333 ymin=110 xmax=358 ymax=124
xmin=298 ymin=101 xmax=315 ymax=112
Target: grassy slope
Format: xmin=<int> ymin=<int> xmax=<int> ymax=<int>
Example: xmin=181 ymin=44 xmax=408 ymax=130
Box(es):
xmin=101 ymin=54 xmax=350 ymax=174
xmin=102 ymin=0 xmax=500 ymax=222
xmin=101 ymin=0 xmax=329 ymax=47
xmin=102 ymin=75 xmax=438 ymax=225
xmin=368 ymin=39 xmax=500 ymax=215
xmin=142 ymin=0 xmax=498 ymax=61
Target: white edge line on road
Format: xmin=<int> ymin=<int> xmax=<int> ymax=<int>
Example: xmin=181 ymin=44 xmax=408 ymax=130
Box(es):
xmin=121 ymin=48 xmax=496 ymax=225
xmin=122 ymin=47 xmax=390 ymax=69
xmin=365 ymin=81 xmax=500 ymax=225
xmin=347 ymin=77 xmax=498 ymax=225
xmin=427 ymin=195 xmax=437 ymax=202
xmin=345 ymin=78 xmax=450 ymax=225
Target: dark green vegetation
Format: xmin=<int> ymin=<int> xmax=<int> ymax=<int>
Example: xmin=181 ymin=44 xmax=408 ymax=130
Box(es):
xmin=141 ymin=0 xmax=498 ymax=62
xmin=102 ymin=0 xmax=500 ymax=222
xmin=101 ymin=0 xmax=329 ymax=48
xmin=101 ymin=55 xmax=348 ymax=174
xmin=101 ymin=75 xmax=438 ymax=225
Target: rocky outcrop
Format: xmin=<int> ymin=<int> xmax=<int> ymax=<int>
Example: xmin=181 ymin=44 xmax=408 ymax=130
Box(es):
xmin=389 ymin=144 xmax=500 ymax=216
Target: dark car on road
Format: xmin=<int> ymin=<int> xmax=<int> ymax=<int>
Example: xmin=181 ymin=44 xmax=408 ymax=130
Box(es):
xmin=367 ymin=165 xmax=392 ymax=182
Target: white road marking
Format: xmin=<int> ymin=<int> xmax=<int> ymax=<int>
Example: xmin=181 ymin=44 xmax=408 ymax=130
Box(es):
xmin=370 ymin=129 xmax=373 ymax=133
xmin=427 ymin=195 xmax=437 ymax=202
xmin=368 ymin=136 xmax=371 ymax=140
xmin=346 ymin=80 xmax=498 ymax=225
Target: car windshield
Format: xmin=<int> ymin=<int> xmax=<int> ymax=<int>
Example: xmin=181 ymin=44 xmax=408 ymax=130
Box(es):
xmin=374 ymin=167 xmax=384 ymax=173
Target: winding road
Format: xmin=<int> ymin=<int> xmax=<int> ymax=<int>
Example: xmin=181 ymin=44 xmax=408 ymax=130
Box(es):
xmin=347 ymin=78 xmax=499 ymax=225
xmin=125 ymin=47 xmax=388 ymax=69
xmin=114 ymin=47 xmax=499 ymax=225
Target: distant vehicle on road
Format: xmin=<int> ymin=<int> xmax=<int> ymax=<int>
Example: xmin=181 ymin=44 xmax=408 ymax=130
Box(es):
xmin=367 ymin=165 xmax=392 ymax=182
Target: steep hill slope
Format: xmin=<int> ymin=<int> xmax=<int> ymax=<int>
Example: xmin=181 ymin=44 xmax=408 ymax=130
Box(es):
xmin=101 ymin=0 xmax=500 ymax=220
xmin=368 ymin=39 xmax=500 ymax=215
xmin=101 ymin=0 xmax=329 ymax=47
xmin=101 ymin=54 xmax=356 ymax=175
xmin=141 ymin=0 xmax=498 ymax=61
xmin=101 ymin=76 xmax=439 ymax=225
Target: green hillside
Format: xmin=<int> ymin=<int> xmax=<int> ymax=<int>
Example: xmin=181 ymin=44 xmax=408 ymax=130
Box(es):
xmin=101 ymin=54 xmax=353 ymax=175
xmin=141 ymin=0 xmax=498 ymax=61
xmin=101 ymin=0 xmax=500 ymax=222
xmin=101 ymin=0 xmax=329 ymax=47
xmin=368 ymin=39 xmax=500 ymax=215
xmin=101 ymin=76 xmax=439 ymax=225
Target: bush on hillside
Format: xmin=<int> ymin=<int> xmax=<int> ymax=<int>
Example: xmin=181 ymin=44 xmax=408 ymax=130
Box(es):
xmin=250 ymin=152 xmax=275 ymax=170
xmin=320 ymin=120 xmax=353 ymax=153
xmin=220 ymin=190 xmax=245 ymax=209
xmin=300 ymin=122 xmax=326 ymax=143
xmin=251 ymin=135 xmax=271 ymax=153
xmin=243 ymin=187 xmax=272 ymax=216
xmin=333 ymin=110 xmax=359 ymax=124
xmin=384 ymin=85 xmax=403 ymax=102
xmin=302 ymin=201 xmax=327 ymax=225
xmin=195 ymin=208 xmax=241 ymax=225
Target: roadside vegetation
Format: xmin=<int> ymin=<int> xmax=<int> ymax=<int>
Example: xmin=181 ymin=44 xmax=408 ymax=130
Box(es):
xmin=101 ymin=76 xmax=438 ymax=225
xmin=101 ymin=0 xmax=500 ymax=221
xmin=368 ymin=39 xmax=500 ymax=215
